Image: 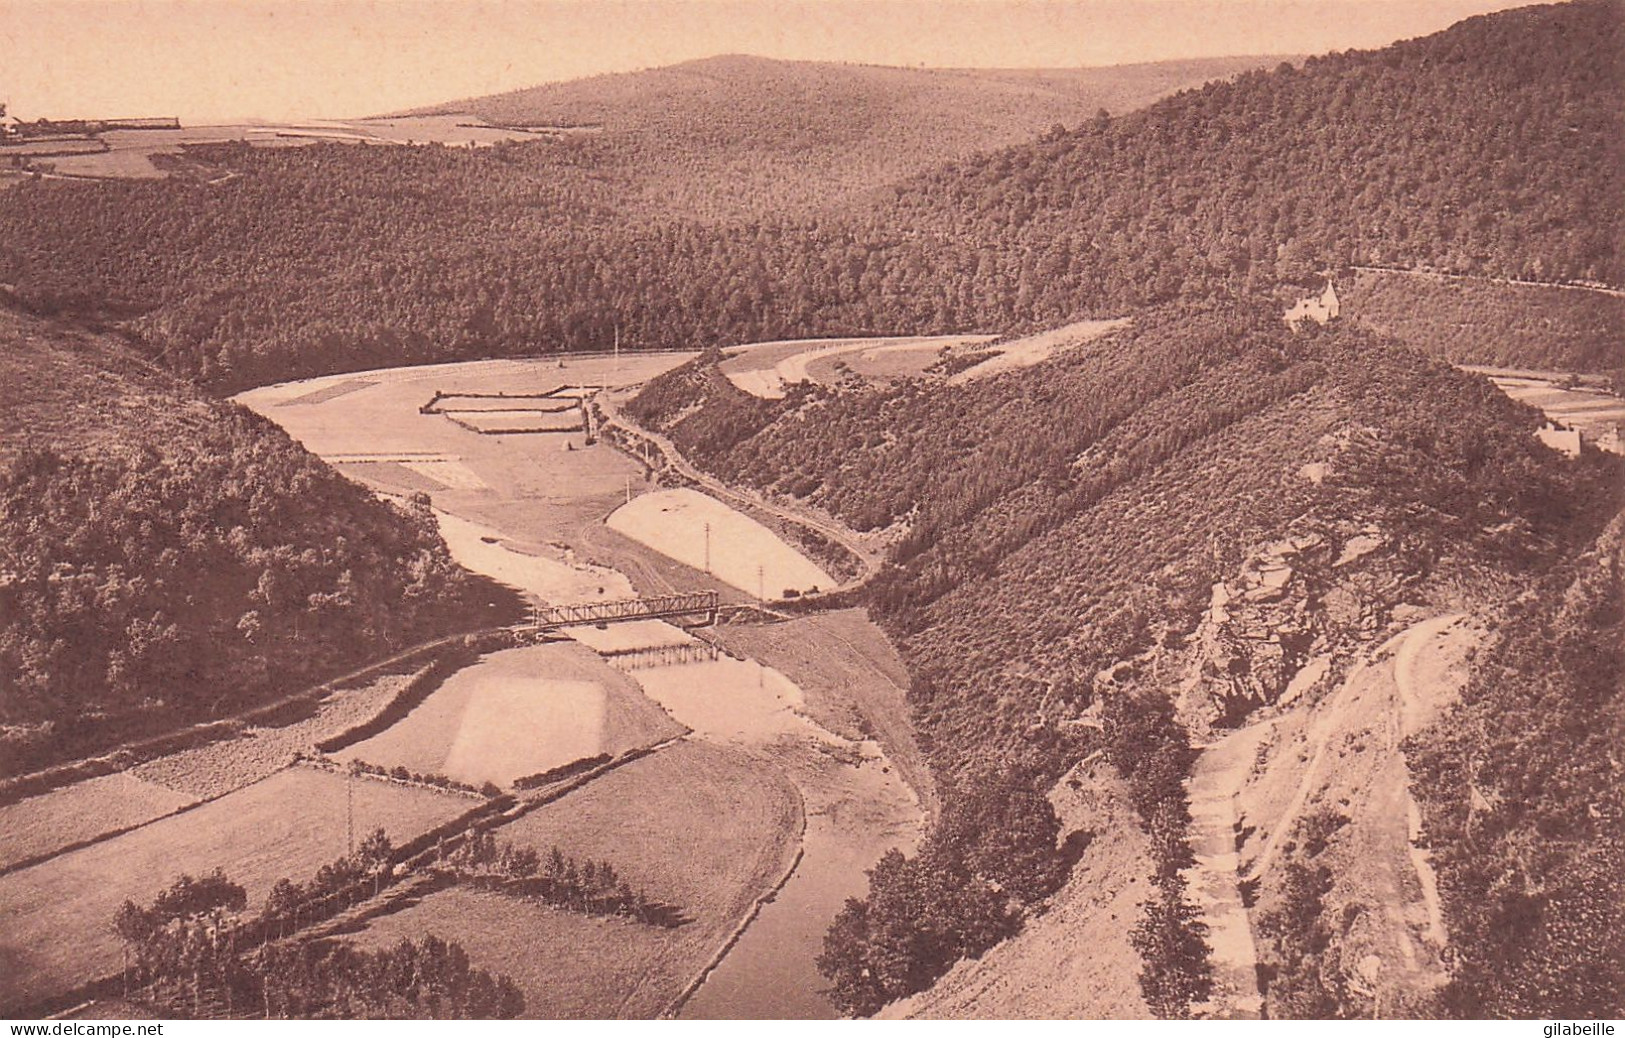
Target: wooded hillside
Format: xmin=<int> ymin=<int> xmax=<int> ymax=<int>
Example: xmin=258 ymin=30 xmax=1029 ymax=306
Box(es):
xmin=0 ymin=1 xmax=1617 ymax=388
xmin=0 ymin=310 xmax=508 ymax=778
xmin=633 ymin=304 xmax=1624 ymax=1015
xmin=401 ymin=53 xmax=1283 ymax=220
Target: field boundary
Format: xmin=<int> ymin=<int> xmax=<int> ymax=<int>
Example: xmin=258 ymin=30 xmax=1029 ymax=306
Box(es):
xmin=0 ymin=630 xmax=510 ymax=809
xmin=596 ymin=398 xmax=874 ymax=591
xmin=3 ymin=702 xmax=690 ymax=1019
xmin=312 ymin=651 xmax=475 ymax=753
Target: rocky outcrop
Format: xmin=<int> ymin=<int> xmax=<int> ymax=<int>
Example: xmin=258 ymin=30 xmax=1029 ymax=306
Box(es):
xmin=1186 ymin=520 xmax=1407 ymax=724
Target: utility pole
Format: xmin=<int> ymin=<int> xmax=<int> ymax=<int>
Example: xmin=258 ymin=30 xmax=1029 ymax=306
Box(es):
xmin=626 ymin=475 xmax=632 ymax=505
xmin=758 ymin=563 xmax=765 ymax=603
xmin=346 ymin=769 xmax=354 ymax=857
xmin=704 ymin=522 xmax=711 ymax=574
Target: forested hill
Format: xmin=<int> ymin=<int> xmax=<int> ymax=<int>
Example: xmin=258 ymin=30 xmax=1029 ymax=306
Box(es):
xmin=0 ymin=309 xmax=506 ymax=779
xmin=630 ymin=304 xmax=1624 ymax=1017
xmin=0 ymin=0 xmax=1618 ymax=389
xmin=869 ymin=0 xmax=1623 ymax=293
xmin=398 ymin=53 xmax=1284 ymax=219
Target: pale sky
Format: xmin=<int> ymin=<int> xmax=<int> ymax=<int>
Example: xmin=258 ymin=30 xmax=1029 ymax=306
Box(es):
xmin=2 ymin=0 xmax=1537 ymax=123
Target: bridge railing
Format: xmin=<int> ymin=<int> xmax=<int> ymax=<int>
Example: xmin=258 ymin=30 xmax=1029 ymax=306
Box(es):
xmin=528 ymin=590 xmax=719 ymax=629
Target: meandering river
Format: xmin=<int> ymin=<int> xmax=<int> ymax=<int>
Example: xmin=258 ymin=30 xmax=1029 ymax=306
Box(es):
xmin=241 ymin=363 xmax=925 ymax=1018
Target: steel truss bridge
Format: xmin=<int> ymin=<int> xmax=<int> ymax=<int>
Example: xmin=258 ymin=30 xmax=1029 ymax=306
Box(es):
xmin=527 ymin=590 xmax=719 ymax=631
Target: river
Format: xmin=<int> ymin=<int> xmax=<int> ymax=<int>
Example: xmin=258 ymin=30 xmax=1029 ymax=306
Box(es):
xmin=434 ymin=515 xmax=922 ymax=1018
xmin=239 ymin=364 xmax=924 ymax=1018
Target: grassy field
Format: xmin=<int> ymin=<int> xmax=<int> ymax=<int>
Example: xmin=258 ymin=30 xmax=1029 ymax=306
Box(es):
xmin=0 ymin=767 xmax=470 ymax=1012
xmin=0 ymin=773 xmax=194 ymax=873
xmin=341 ymin=643 xmax=683 ymax=788
xmin=131 ymin=672 xmax=415 ymax=800
xmin=356 ymin=740 xmax=799 ymax=1017
xmin=607 ymin=488 xmax=833 ymax=599
xmin=347 ymin=885 xmax=686 ymax=1018
xmin=235 ymin=354 xmax=691 ymax=541
xmin=0 ymin=671 xmax=418 ymax=874
xmin=801 ymin=340 xmax=969 ymax=385
xmin=947 ymin=319 xmax=1130 ymax=385
xmin=1472 ymin=372 xmax=1625 ymax=444
xmin=23 ymin=117 xmax=557 ymax=180
xmin=719 ymin=336 xmax=993 ymax=398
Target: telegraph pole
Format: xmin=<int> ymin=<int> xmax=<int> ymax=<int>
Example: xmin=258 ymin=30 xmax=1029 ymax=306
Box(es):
xmin=704 ymin=522 xmax=711 ymax=574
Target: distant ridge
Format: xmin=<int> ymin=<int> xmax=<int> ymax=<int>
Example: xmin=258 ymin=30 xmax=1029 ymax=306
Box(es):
xmin=396 ymin=53 xmax=1289 ymax=218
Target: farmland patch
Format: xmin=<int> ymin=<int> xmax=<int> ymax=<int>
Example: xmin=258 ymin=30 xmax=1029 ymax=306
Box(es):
xmin=948 ymin=318 xmax=1129 ymax=385
xmin=130 ymin=670 xmax=418 ymax=800
xmin=0 ymin=766 xmax=468 ymax=1012
xmin=275 ymin=378 xmax=379 ymax=407
xmin=467 ymin=740 xmax=800 ymax=1016
xmin=339 ymin=644 xmax=682 ymax=788
xmin=607 ymin=488 xmax=833 ymax=598
xmin=0 ymin=773 xmax=194 ymax=874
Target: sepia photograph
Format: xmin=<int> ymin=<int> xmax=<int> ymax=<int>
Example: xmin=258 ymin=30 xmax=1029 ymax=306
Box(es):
xmin=0 ymin=0 xmax=1620 ymax=1026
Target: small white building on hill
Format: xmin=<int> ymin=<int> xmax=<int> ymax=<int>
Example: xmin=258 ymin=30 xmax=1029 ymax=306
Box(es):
xmin=1284 ymin=280 xmax=1340 ymax=326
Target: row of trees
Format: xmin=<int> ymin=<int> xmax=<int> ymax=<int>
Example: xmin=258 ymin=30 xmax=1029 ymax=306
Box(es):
xmin=438 ymin=832 xmax=681 ymax=927
xmin=1101 ymin=690 xmax=1214 ymax=1018
xmin=111 ymin=860 xmax=522 ymax=1018
xmin=816 ymin=760 xmax=1072 ymax=1015
xmin=340 ymin=757 xmax=501 ymax=799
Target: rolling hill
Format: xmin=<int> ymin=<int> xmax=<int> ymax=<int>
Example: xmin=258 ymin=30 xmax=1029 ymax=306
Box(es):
xmin=0 ymin=3 xmax=1618 ymax=388
xmin=401 ymin=53 xmax=1287 ymax=219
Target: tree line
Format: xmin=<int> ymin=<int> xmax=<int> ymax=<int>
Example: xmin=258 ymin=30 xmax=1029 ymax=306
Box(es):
xmin=113 ymin=861 xmax=524 ymax=1019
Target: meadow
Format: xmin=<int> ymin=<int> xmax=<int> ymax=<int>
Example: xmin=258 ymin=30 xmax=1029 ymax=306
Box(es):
xmin=0 ymin=767 xmax=469 ymax=1012
xmin=20 ymin=116 xmax=559 ymax=180
xmin=354 ymin=740 xmax=802 ymax=1017
xmin=130 ymin=672 xmax=416 ymax=800
xmin=719 ymin=336 xmax=992 ymax=398
xmin=236 ymin=353 xmax=691 ymax=543
xmin=607 ymin=488 xmax=833 ymax=598
xmin=0 ymin=773 xmax=193 ymax=873
xmin=339 ymin=644 xmax=683 ymax=787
